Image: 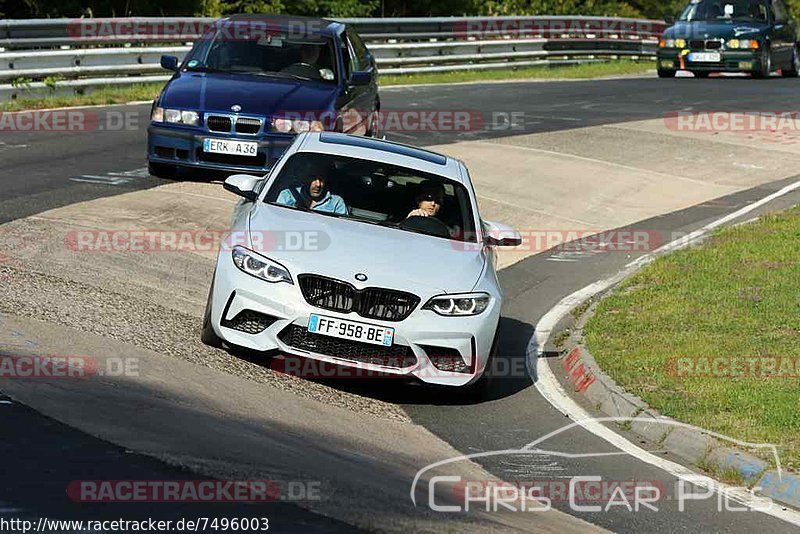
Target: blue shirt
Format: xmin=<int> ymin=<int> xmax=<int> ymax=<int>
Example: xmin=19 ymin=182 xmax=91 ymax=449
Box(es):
xmin=276 ymin=187 xmax=348 ymax=215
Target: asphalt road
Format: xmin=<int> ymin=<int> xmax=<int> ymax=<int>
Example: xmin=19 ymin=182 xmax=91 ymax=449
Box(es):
xmin=0 ymin=394 xmax=356 ymax=533
xmin=3 ymin=75 xmax=800 ymax=532
xmin=4 ymin=75 xmax=800 ymax=222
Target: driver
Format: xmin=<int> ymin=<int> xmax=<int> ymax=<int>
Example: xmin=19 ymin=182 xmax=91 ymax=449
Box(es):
xmin=299 ymin=44 xmax=321 ymax=66
xmin=281 ymin=44 xmax=323 ymax=79
xmin=277 ymin=172 xmax=348 ymax=215
xmin=406 ymin=181 xmax=445 ymax=219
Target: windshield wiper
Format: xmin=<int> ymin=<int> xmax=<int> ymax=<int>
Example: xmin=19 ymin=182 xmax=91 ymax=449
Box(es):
xmin=248 ymin=71 xmax=315 ymax=81
xmin=184 ymin=65 xmax=231 ymax=74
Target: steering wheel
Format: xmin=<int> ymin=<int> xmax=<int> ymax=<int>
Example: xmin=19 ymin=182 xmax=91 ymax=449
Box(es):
xmin=398 ymin=216 xmax=451 ymax=238
xmin=281 ymin=62 xmax=320 ymax=79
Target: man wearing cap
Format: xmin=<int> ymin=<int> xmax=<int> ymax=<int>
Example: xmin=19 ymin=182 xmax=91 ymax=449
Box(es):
xmin=407 ymin=180 xmax=445 ymax=219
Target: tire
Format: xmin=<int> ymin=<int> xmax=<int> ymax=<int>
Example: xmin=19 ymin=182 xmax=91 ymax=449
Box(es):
xmin=200 ymin=279 xmax=223 ymax=348
xmin=657 ymin=69 xmax=676 ymax=78
xmin=148 ymin=161 xmax=178 ymax=180
xmin=753 ymin=46 xmax=772 ymax=78
xmin=692 ymin=71 xmax=710 ymax=78
xmin=782 ymin=45 xmax=799 ymax=77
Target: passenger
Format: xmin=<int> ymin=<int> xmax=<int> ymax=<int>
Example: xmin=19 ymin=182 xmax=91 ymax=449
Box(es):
xmin=277 ymin=172 xmax=348 ymax=215
xmin=406 ymin=181 xmax=445 ymax=219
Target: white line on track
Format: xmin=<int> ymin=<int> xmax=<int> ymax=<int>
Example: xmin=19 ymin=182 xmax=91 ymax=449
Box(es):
xmin=70 ymin=175 xmax=131 ymax=185
xmin=528 ymin=178 xmax=800 ymax=526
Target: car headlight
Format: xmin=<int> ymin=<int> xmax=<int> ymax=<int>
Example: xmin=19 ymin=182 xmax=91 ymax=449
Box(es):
xmin=151 ymin=107 xmax=200 ymax=126
xmin=271 ymin=118 xmax=324 ymax=133
xmin=727 ymin=38 xmax=759 ymax=49
xmin=423 ymin=293 xmax=491 ymax=316
xmin=181 ymin=111 xmax=200 ymax=125
xmin=659 ymin=38 xmax=685 ymax=49
xmin=231 ymin=246 xmax=293 ymax=284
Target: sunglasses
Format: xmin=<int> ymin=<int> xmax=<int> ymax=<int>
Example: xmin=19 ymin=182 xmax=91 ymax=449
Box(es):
xmin=421 ymin=193 xmax=443 ymax=203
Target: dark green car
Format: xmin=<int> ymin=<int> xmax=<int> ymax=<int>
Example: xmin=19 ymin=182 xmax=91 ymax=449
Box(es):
xmin=657 ymin=0 xmax=799 ymax=78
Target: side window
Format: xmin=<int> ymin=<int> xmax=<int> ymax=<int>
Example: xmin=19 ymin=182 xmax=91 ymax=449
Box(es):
xmin=347 ymin=29 xmax=370 ymax=70
xmin=773 ymin=0 xmax=789 ymax=22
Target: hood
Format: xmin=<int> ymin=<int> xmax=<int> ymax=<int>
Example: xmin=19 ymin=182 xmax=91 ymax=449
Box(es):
xmin=160 ymin=72 xmax=339 ymax=115
xmin=664 ymin=20 xmax=768 ymax=40
xmin=246 ymin=204 xmax=487 ymax=296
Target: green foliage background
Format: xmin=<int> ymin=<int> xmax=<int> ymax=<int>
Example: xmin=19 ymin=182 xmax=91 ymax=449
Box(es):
xmin=1 ymin=0 xmax=798 ymax=21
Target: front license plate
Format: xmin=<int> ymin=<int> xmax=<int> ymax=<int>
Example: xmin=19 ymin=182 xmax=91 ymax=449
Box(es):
xmin=203 ymin=138 xmax=258 ymax=157
xmin=307 ymin=314 xmax=395 ymax=347
xmin=687 ymin=52 xmax=721 ymax=63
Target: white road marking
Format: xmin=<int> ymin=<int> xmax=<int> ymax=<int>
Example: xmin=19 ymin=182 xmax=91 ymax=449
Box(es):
xmin=528 ymin=178 xmax=800 ymax=526
xmin=70 ymin=167 xmax=147 ymax=186
xmin=71 ymin=175 xmax=131 ymax=185
xmin=733 ymin=162 xmax=767 ymax=170
xmin=0 ymin=141 xmax=29 ymax=150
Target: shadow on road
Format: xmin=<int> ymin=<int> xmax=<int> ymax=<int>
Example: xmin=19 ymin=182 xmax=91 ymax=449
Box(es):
xmin=228 ymin=316 xmax=535 ymax=407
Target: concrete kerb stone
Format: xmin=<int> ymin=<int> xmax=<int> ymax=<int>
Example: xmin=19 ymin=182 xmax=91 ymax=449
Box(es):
xmin=552 ymin=286 xmax=800 ymax=511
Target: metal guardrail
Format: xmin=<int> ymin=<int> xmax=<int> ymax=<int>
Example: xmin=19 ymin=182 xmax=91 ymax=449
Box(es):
xmin=0 ymin=16 xmax=663 ymax=102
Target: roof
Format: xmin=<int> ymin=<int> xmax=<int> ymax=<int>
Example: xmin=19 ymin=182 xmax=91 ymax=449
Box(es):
xmin=219 ymin=14 xmax=342 ymax=36
xmin=299 ymin=133 xmax=465 ymax=183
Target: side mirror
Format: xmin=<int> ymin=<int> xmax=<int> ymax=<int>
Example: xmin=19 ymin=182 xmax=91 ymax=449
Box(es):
xmin=223 ymin=174 xmax=261 ymax=201
xmin=483 ymin=220 xmax=523 ymax=247
xmin=664 ymin=15 xmax=675 ymax=24
xmin=349 ymin=71 xmax=371 ymax=86
xmin=160 ymin=55 xmax=179 ymax=72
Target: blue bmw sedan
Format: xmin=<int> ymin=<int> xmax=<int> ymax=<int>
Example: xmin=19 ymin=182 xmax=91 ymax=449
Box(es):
xmin=147 ymin=15 xmax=380 ymax=178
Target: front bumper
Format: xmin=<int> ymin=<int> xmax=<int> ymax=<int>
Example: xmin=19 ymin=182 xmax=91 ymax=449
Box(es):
xmin=147 ymin=124 xmax=295 ymax=174
xmin=657 ymin=49 xmax=761 ymax=72
xmin=209 ymin=253 xmax=502 ymax=387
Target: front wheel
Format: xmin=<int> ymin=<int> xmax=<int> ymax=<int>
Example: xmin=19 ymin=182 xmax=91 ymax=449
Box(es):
xmin=753 ymin=46 xmax=772 ymax=78
xmin=782 ymin=45 xmax=799 ymax=77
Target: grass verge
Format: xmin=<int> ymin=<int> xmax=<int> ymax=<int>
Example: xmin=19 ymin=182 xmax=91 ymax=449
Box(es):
xmin=0 ymin=83 xmax=165 ymax=112
xmin=0 ymin=60 xmax=654 ymax=112
xmin=380 ymin=59 xmax=654 ymax=85
xmin=584 ymin=206 xmax=800 ymax=470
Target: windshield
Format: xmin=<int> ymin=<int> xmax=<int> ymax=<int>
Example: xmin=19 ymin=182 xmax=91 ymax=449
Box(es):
xmin=678 ymin=0 xmax=770 ymax=22
xmin=264 ymin=152 xmax=478 ymax=243
xmin=184 ymin=26 xmax=338 ymax=83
